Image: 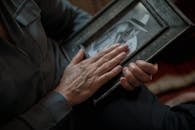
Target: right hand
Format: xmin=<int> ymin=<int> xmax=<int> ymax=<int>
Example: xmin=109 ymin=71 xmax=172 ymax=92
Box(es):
xmin=55 ymin=44 xmax=129 ymax=106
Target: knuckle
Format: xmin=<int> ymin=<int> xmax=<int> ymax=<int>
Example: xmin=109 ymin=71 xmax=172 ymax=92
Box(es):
xmin=92 ymin=53 xmax=103 ymax=61
xmin=95 ymin=64 xmax=109 ymax=75
xmin=135 ymin=60 xmax=143 ymax=65
xmin=127 ymin=75 xmax=138 ymax=86
xmin=115 ymin=56 xmax=124 ymax=63
xmin=124 ymin=68 xmax=132 ymax=77
xmin=104 ymin=73 xmax=111 ymax=80
xmin=129 ymin=64 xmax=137 ymax=73
xmin=102 ymin=55 xmax=110 ymax=62
xmin=110 ymin=59 xmax=119 ymax=66
xmin=79 ymin=62 xmax=87 ymax=67
xmin=103 ymin=63 xmax=110 ymax=70
xmin=83 ymin=59 xmax=90 ymax=64
xmin=90 ymin=63 xmax=97 ymax=70
xmin=99 ymin=49 xmax=109 ymax=56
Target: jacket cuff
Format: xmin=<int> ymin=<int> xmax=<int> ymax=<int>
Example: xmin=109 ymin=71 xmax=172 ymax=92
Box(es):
xmin=20 ymin=91 xmax=72 ymax=129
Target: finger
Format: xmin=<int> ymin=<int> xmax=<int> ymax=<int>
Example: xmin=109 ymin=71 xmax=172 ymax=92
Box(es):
xmin=95 ymin=65 xmax=122 ymax=90
xmin=128 ymin=63 xmax=152 ymax=82
xmin=135 ymin=60 xmax=158 ymax=75
xmin=123 ymin=67 xmax=141 ymax=87
xmin=70 ymin=49 xmax=85 ymax=65
xmin=89 ymin=44 xmax=120 ymax=63
xmin=95 ymin=52 xmax=127 ymax=75
xmin=95 ymin=44 xmax=129 ymax=66
xmin=120 ymin=77 xmax=134 ymax=91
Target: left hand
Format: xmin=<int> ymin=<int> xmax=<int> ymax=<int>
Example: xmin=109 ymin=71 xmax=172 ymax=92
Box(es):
xmin=120 ymin=60 xmax=158 ymax=90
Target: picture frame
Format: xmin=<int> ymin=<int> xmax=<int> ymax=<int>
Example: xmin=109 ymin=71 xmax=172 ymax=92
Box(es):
xmin=61 ymin=0 xmax=194 ymax=105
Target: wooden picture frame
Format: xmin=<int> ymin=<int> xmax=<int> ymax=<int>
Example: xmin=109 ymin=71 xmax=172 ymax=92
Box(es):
xmin=61 ymin=0 xmax=194 ymax=105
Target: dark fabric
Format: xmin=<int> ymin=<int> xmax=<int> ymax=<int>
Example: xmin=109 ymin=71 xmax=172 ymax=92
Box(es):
xmin=0 ymin=0 xmax=90 ymax=129
xmin=55 ymin=86 xmax=195 ymax=130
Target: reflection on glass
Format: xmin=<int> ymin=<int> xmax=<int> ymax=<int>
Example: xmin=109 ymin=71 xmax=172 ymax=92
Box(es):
xmin=86 ymin=14 xmax=150 ymax=57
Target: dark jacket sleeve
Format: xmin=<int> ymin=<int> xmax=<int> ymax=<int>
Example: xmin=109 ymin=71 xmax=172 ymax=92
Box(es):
xmin=35 ymin=0 xmax=91 ymax=40
xmin=0 ymin=0 xmax=89 ymax=130
xmin=1 ymin=92 xmax=72 ymax=130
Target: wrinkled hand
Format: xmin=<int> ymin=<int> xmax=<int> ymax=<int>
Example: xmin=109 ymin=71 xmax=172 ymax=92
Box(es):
xmin=120 ymin=60 xmax=158 ymax=90
xmin=55 ymin=44 xmax=129 ymax=106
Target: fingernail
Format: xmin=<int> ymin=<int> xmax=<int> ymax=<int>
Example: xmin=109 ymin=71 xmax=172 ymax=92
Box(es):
xmin=119 ymin=44 xmax=128 ymax=48
xmin=136 ymin=60 xmax=144 ymax=64
xmin=150 ymin=75 xmax=153 ymax=80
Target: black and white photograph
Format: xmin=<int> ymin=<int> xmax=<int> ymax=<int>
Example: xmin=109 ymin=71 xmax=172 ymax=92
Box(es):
xmin=85 ymin=2 xmax=164 ymax=57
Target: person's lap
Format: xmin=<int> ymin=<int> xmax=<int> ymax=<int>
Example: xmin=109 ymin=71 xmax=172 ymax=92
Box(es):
xmin=54 ymin=86 xmax=195 ymax=130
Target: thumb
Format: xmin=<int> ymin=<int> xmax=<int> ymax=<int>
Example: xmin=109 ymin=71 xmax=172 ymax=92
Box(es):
xmin=70 ymin=49 xmax=85 ymax=65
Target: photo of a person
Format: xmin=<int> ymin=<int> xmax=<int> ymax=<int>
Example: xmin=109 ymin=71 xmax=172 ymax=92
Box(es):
xmin=86 ymin=14 xmax=150 ymax=57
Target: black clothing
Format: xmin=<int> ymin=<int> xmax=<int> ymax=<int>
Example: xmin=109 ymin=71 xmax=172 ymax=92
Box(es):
xmin=65 ymin=86 xmax=195 ymax=130
xmin=0 ymin=0 xmax=195 ymax=130
xmin=0 ymin=0 xmax=90 ymax=129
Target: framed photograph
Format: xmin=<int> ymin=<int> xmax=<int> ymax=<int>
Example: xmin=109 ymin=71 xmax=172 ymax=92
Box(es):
xmin=84 ymin=1 xmax=167 ymax=59
xmin=61 ymin=0 xmax=194 ymax=104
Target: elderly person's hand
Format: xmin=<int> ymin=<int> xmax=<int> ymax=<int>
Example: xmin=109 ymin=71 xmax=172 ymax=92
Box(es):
xmin=120 ymin=60 xmax=158 ymax=90
xmin=55 ymin=44 xmax=129 ymax=106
